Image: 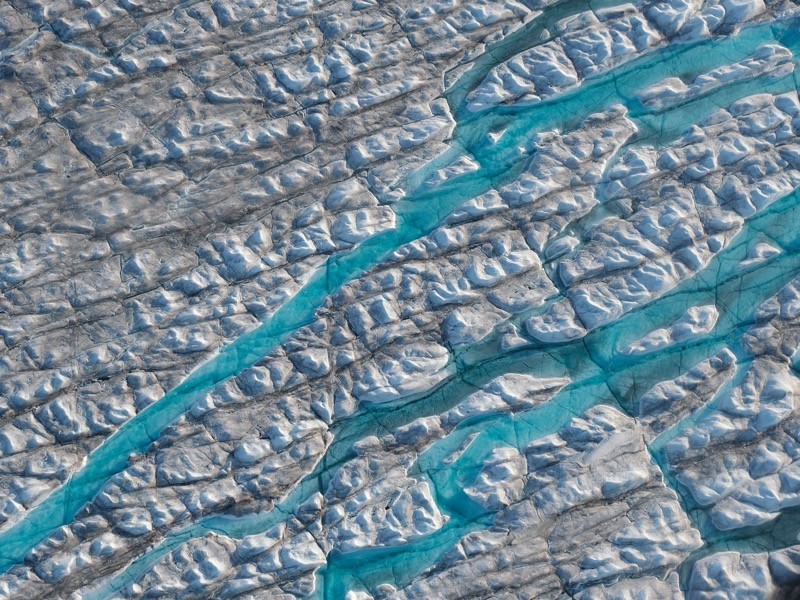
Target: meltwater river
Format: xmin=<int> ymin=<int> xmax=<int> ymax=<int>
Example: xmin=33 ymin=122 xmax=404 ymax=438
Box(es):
xmin=7 ymin=12 xmax=800 ymax=599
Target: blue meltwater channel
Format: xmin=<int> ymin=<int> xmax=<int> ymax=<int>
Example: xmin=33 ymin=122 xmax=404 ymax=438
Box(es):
xmin=317 ymin=177 xmax=800 ymax=597
xmin=2 ymin=15 xmax=800 ymax=589
xmin=96 ymin=19 xmax=800 ymax=598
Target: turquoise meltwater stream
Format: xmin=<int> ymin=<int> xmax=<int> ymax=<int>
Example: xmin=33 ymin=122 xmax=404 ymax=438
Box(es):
xmin=9 ymin=15 xmax=800 ymax=599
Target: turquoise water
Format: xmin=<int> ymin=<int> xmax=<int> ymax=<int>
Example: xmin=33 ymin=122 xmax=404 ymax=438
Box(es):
xmin=677 ymin=505 xmax=800 ymax=588
xmin=456 ymin=21 xmax=799 ymax=175
xmin=97 ymin=178 xmax=800 ymax=598
xmin=444 ymin=0 xmax=632 ymax=117
xmin=83 ymin=478 xmax=322 ymax=600
xmin=315 ymin=181 xmax=800 ymax=597
xmin=318 ymin=517 xmax=492 ymax=599
xmin=6 ymin=13 xmax=800 ymax=599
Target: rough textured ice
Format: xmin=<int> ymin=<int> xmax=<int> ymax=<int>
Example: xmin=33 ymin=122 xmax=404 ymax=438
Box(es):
xmin=3 ymin=0 xmax=800 ymax=598
xmin=394 ymin=406 xmax=702 ymax=599
xmin=622 ymin=304 xmax=720 ymax=355
xmin=637 ymin=43 xmax=795 ymax=110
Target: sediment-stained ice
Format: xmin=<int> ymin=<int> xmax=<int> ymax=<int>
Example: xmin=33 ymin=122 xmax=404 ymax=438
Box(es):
xmin=687 ymin=546 xmax=800 ymax=599
xmin=3 ymin=0 xmax=800 ymax=598
xmin=0 ymin=0 xmax=526 ymax=535
xmin=661 ymin=275 xmax=800 ymax=532
xmin=59 ymin=374 xmax=566 ymax=599
xmin=388 ymin=406 xmax=701 ymax=599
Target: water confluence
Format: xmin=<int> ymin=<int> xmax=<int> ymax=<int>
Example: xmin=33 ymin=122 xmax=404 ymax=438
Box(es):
xmin=5 ymin=12 xmax=800 ymax=595
xmin=317 ymin=181 xmax=800 ymax=597
xmin=92 ymin=175 xmax=800 ymax=598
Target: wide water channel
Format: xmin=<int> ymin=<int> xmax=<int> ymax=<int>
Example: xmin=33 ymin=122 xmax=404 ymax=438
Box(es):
xmin=10 ymin=11 xmax=800 ymax=600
